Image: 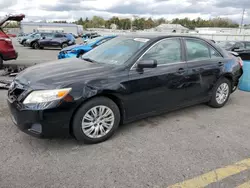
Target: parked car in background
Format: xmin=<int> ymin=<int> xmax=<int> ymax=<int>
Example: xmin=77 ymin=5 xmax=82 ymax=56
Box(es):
xmin=217 ymin=41 xmax=250 ymax=60
xmin=18 ymin=32 xmax=36 ymax=45
xmin=58 ymin=35 xmax=116 ymax=59
xmin=82 ymin=32 xmax=101 ymax=41
xmin=25 ymin=32 xmax=53 ymax=49
xmin=38 ymin=33 xmax=75 ymax=49
xmin=8 ymin=35 xmax=243 ymax=144
xmin=17 ymin=32 xmax=27 ymax=37
xmin=0 ymin=14 xmax=25 ymax=69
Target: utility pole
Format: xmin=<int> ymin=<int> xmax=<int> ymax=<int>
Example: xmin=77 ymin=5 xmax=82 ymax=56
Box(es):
xmin=240 ymin=8 xmax=245 ymax=34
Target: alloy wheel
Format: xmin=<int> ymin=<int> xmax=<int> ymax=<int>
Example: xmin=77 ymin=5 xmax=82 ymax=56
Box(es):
xmin=81 ymin=105 xmax=115 ymax=138
xmin=216 ymin=83 xmax=229 ymax=104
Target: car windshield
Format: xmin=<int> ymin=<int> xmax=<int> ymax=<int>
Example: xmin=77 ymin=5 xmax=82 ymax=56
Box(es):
xmin=217 ymin=41 xmax=236 ymax=49
xmin=34 ymin=34 xmax=41 ymax=38
xmin=30 ymin=33 xmax=37 ymax=38
xmin=81 ymin=37 xmax=150 ymax=65
xmin=84 ymin=36 xmax=104 ymax=45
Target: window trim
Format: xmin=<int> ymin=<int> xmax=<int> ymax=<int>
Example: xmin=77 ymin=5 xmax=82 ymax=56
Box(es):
xmin=183 ymin=37 xmax=223 ymax=62
xmin=130 ymin=37 xmax=184 ymax=70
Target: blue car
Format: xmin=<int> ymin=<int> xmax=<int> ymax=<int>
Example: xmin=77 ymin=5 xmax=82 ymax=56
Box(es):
xmin=58 ymin=35 xmax=116 ymax=59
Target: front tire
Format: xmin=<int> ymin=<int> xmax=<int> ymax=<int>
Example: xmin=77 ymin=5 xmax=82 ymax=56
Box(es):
xmin=32 ymin=42 xmax=39 ymax=49
xmin=72 ymin=97 xmax=120 ymax=144
xmin=76 ymin=50 xmax=85 ymax=58
xmin=61 ymin=43 xmax=68 ymax=49
xmin=208 ymin=78 xmax=231 ymax=108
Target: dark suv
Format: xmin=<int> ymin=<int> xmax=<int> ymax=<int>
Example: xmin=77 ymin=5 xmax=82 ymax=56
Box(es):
xmin=25 ymin=33 xmax=53 ymax=49
xmin=38 ymin=33 xmax=75 ymax=49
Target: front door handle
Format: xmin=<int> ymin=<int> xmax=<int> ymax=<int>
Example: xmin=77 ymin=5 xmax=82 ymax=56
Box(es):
xmin=177 ymin=68 xmax=185 ymax=74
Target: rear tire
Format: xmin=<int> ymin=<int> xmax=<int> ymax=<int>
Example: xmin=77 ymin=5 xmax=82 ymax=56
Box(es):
xmin=61 ymin=43 xmax=68 ymax=49
xmin=208 ymin=78 xmax=231 ymax=108
xmin=21 ymin=39 xmax=26 ymax=45
xmin=72 ymin=97 xmax=120 ymax=144
xmin=32 ymin=42 xmax=39 ymax=49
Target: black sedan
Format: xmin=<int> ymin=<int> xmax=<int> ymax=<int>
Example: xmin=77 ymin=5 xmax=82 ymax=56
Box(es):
xmin=217 ymin=41 xmax=250 ymax=61
xmin=7 ymin=35 xmax=243 ymax=144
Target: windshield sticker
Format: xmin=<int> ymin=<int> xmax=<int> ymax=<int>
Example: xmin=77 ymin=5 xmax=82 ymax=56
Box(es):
xmin=133 ymin=38 xmax=150 ymax=43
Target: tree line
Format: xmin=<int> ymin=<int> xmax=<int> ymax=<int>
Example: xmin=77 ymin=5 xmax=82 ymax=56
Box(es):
xmin=4 ymin=16 xmax=240 ymax=30
xmin=74 ymin=16 xmax=239 ymax=30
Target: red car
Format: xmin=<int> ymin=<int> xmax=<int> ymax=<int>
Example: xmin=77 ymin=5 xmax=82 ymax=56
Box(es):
xmin=0 ymin=14 xmax=25 ymax=69
xmin=7 ymin=33 xmax=17 ymax=38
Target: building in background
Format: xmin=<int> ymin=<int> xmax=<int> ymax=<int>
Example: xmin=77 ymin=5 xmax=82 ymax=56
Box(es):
xmin=144 ymin=24 xmax=189 ymax=33
xmin=20 ymin=22 xmax=83 ymax=36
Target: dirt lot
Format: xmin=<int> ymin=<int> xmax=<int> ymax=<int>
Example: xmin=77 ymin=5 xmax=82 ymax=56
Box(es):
xmin=1 ymin=39 xmax=250 ymax=188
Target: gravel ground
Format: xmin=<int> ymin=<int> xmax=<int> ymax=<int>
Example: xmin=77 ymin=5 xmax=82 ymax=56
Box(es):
xmin=0 ymin=39 xmax=250 ymax=188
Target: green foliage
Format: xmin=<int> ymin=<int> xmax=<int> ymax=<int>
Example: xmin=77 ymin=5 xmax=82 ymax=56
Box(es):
xmin=5 ymin=16 xmax=239 ymax=30
xmin=74 ymin=16 xmax=239 ymax=30
xmin=172 ymin=17 xmax=239 ymax=29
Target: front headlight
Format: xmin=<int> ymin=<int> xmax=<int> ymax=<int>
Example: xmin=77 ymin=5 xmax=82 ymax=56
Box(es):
xmin=23 ymin=88 xmax=72 ymax=104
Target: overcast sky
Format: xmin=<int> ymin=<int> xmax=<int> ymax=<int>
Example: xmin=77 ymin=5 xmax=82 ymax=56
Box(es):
xmin=0 ymin=0 xmax=249 ymax=23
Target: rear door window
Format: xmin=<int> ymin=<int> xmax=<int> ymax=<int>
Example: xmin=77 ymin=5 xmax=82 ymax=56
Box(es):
xmin=54 ymin=34 xmax=63 ymax=38
xmin=185 ymin=39 xmax=210 ymax=61
xmin=210 ymin=47 xmax=222 ymax=58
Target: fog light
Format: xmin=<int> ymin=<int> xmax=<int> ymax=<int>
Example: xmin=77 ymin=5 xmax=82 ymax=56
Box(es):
xmin=28 ymin=123 xmax=42 ymax=134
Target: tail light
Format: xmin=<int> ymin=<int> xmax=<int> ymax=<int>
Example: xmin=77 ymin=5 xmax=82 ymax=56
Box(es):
xmin=237 ymin=57 xmax=243 ymax=68
xmin=0 ymin=37 xmax=12 ymax=43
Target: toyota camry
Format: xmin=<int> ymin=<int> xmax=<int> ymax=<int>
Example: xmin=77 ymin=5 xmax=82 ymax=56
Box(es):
xmin=7 ymin=35 xmax=243 ymax=144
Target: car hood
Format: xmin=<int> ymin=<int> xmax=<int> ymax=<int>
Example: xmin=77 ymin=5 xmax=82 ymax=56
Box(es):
xmin=61 ymin=44 xmax=90 ymax=51
xmin=15 ymin=58 xmax=114 ymax=90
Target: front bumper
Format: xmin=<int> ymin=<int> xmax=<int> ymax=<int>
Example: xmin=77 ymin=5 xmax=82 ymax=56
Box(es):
xmin=58 ymin=52 xmax=77 ymax=59
xmin=7 ymin=99 xmax=74 ymax=138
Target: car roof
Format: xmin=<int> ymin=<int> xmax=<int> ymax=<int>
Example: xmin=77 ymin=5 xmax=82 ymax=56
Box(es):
xmin=116 ymin=34 xmax=215 ymax=41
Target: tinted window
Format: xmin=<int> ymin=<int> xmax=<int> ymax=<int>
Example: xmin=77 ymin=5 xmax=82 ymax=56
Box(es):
xmin=141 ymin=39 xmax=181 ymax=65
xmin=186 ymin=39 xmax=210 ymax=61
xmin=217 ymin=41 xmax=236 ymax=49
xmin=235 ymin=42 xmax=245 ymax=49
xmin=54 ymin=34 xmax=63 ymax=38
xmin=245 ymin=42 xmax=250 ymax=49
xmin=81 ymin=37 xmax=149 ymax=65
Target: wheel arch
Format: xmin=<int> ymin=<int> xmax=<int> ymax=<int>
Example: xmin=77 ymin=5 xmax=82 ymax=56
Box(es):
xmin=219 ymin=73 xmax=234 ymax=91
xmin=69 ymin=93 xmax=125 ymax=135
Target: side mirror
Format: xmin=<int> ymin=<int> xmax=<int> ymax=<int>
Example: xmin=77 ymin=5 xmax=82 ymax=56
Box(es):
xmin=137 ymin=59 xmax=157 ymax=70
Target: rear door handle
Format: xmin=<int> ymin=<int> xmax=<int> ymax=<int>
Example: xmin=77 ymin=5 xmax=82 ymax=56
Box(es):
xmin=177 ymin=68 xmax=185 ymax=74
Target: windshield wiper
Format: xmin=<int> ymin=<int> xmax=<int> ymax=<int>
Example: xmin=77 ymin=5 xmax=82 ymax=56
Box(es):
xmin=82 ymin=57 xmax=97 ymax=63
